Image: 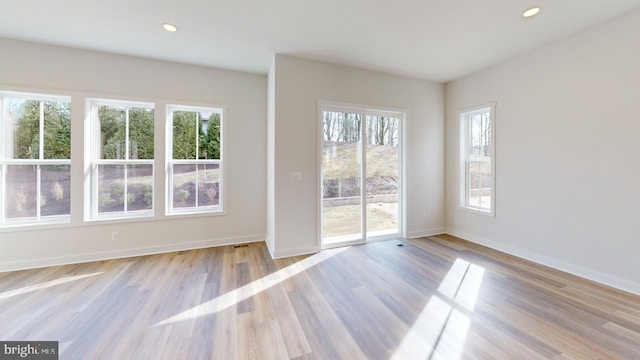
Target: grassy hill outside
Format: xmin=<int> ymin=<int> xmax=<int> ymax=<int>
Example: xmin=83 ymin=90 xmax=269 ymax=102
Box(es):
xmin=322 ymin=141 xmax=399 ymax=238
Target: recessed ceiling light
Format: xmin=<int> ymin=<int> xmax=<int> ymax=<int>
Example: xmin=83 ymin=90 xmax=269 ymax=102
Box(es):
xmin=522 ymin=7 xmax=541 ymax=18
xmin=163 ymin=23 xmax=178 ymax=32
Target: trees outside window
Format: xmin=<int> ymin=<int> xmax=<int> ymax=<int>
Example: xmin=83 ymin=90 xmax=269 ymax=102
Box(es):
xmin=167 ymin=105 xmax=223 ymax=214
xmin=3 ymin=93 xmax=226 ymax=226
xmin=459 ymin=104 xmax=495 ymax=215
xmin=1 ymin=93 xmax=71 ymax=225
xmin=87 ymin=99 xmax=155 ymax=219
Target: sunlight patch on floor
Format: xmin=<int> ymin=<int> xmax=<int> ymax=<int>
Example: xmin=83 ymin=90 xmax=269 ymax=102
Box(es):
xmin=154 ymin=247 xmax=349 ymax=327
xmin=438 ymin=258 xmax=485 ymax=311
xmin=0 ymin=272 xmax=103 ymax=300
xmin=391 ymin=258 xmax=484 ymax=360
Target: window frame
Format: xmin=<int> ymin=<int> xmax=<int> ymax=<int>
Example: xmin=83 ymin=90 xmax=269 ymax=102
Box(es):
xmin=166 ymin=104 xmax=224 ymax=216
xmin=0 ymin=91 xmax=72 ymax=227
xmin=459 ymin=103 xmax=496 ymax=216
xmin=85 ymin=98 xmax=156 ymax=221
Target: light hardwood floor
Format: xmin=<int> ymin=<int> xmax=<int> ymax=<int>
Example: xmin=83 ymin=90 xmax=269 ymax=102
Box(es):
xmin=1 ymin=235 xmax=639 ymax=359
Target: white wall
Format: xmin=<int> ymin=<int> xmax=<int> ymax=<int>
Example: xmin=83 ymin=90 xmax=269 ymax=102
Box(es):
xmin=0 ymin=38 xmax=267 ymax=271
xmin=445 ymin=10 xmax=640 ymax=295
xmin=266 ymin=58 xmax=276 ymax=251
xmin=269 ymin=55 xmax=444 ymax=257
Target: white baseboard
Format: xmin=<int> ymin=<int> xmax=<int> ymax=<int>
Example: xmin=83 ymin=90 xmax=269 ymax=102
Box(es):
xmin=445 ymin=228 xmax=640 ymax=296
xmin=407 ymin=228 xmax=445 ymax=239
xmin=0 ymin=234 xmax=265 ymax=273
xmin=265 ymin=237 xmax=276 ymax=258
xmin=270 ymin=245 xmax=321 ymax=259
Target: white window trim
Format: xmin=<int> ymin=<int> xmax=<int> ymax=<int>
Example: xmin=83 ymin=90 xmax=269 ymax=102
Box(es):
xmin=0 ymin=91 xmax=72 ymax=227
xmin=458 ymin=103 xmax=496 ymax=216
xmin=85 ymin=98 xmax=156 ymax=221
xmin=166 ymin=104 xmax=225 ymax=216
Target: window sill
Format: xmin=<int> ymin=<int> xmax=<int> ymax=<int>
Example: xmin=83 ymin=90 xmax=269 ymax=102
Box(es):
xmin=86 ymin=211 xmax=155 ymax=223
xmin=458 ymin=206 xmax=495 ymax=217
xmin=166 ymin=207 xmax=225 ymax=218
xmin=0 ymin=217 xmax=71 ymax=232
xmin=0 ymin=210 xmax=227 ymax=233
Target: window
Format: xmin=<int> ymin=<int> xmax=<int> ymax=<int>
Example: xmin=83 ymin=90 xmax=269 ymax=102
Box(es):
xmin=459 ymin=104 xmax=495 ymax=215
xmin=167 ymin=105 xmax=223 ymax=215
xmin=87 ymin=99 xmax=154 ymax=220
xmin=0 ymin=92 xmax=71 ymax=226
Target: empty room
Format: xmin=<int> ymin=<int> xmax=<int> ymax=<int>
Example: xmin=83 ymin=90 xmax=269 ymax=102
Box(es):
xmin=1 ymin=0 xmax=639 ymax=359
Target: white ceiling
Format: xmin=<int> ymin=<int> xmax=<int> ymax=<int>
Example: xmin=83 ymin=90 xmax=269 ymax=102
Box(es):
xmin=1 ymin=0 xmax=639 ymax=82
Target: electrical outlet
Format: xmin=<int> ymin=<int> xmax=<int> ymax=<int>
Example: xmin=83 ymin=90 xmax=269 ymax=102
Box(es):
xmin=290 ymin=172 xmax=302 ymax=182
xmin=422 ymin=211 xmax=427 ymax=219
xmin=111 ymin=231 xmax=119 ymax=241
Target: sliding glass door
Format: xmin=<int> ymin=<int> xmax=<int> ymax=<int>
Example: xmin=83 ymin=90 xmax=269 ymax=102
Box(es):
xmin=321 ymin=111 xmax=363 ymax=242
xmin=365 ymin=115 xmax=400 ymax=238
xmin=321 ymin=105 xmax=402 ymax=247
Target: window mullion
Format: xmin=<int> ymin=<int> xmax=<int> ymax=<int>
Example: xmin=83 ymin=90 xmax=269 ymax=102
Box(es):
xmin=92 ymin=162 xmax=98 ymax=219
xmin=466 ymin=161 xmax=470 ymax=207
xmin=124 ymin=164 xmax=128 ymax=214
xmin=36 ymin=164 xmax=42 ymax=220
xmin=195 ymin=112 xmax=200 ymax=207
xmin=94 ymin=159 xmax=153 ymax=165
xmin=39 ymin=101 xmax=45 ymax=160
xmin=171 ymin=159 xmax=219 ymax=165
xmin=1 ymin=164 xmax=5 ymax=222
xmin=125 ymin=108 xmax=130 ymax=161
xmin=195 ymin=164 xmax=199 ymax=208
xmin=465 ymin=117 xmax=470 ymax=208
xmin=168 ymin=161 xmax=174 ymax=213
xmin=481 ymin=161 xmax=487 ymax=209
xmin=0 ymin=96 xmax=4 ymax=160
xmin=0 ymin=98 xmax=3 ymax=222
xmin=195 ymin=112 xmax=200 ymax=160
xmin=361 ymin=113 xmax=367 ymax=240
